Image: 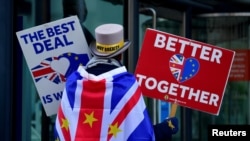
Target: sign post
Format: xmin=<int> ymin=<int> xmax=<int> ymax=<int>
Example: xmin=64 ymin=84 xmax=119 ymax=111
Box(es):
xmin=135 ymin=28 xmax=235 ymax=115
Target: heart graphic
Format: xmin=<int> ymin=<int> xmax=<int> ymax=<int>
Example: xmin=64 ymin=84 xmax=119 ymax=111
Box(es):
xmin=51 ymin=57 xmax=70 ymax=76
xmin=169 ymin=54 xmax=200 ymax=83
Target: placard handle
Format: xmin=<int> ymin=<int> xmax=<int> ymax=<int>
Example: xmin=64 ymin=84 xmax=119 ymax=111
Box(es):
xmin=169 ymin=103 xmax=178 ymax=117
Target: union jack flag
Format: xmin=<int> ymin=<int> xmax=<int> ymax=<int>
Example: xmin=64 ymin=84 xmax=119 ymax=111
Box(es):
xmin=169 ymin=54 xmax=199 ymax=83
xmin=54 ymin=66 xmax=155 ymax=141
xmin=31 ymin=52 xmax=90 ymax=84
xmin=31 ymin=56 xmax=65 ymax=84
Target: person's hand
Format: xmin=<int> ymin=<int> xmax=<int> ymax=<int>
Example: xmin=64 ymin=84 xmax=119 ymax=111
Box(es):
xmin=166 ymin=117 xmax=179 ymax=134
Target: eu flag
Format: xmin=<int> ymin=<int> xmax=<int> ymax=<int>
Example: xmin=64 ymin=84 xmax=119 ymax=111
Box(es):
xmin=31 ymin=52 xmax=89 ymax=84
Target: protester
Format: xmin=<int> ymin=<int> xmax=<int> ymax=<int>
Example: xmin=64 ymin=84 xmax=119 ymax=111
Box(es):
xmin=54 ymin=23 xmax=178 ymax=141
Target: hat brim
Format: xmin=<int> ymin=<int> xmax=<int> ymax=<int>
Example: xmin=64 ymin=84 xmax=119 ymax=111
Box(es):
xmin=89 ymin=40 xmax=131 ymax=58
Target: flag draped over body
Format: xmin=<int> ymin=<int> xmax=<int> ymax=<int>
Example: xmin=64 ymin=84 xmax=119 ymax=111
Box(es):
xmin=54 ymin=66 xmax=155 ymax=141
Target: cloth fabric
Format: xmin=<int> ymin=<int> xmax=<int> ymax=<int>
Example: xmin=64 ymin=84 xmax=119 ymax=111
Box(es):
xmin=153 ymin=117 xmax=179 ymax=141
xmin=54 ymin=65 xmax=155 ymax=141
xmin=85 ymin=57 xmax=178 ymax=141
xmin=86 ymin=56 xmax=122 ymax=69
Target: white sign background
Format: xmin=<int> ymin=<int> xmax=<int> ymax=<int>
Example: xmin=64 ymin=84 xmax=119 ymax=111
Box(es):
xmin=16 ymin=16 xmax=91 ymax=116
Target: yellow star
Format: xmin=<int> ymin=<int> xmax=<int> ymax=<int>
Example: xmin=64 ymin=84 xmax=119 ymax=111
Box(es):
xmin=74 ymin=56 xmax=79 ymax=60
xmin=109 ymin=122 xmax=122 ymax=138
xmin=61 ymin=118 xmax=70 ymax=131
xmin=83 ymin=111 xmax=98 ymax=128
xmin=167 ymin=120 xmax=175 ymax=130
xmin=55 ymin=137 xmax=60 ymax=141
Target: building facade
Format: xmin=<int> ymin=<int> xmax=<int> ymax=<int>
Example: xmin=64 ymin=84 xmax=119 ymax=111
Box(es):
xmin=1 ymin=0 xmax=249 ymax=141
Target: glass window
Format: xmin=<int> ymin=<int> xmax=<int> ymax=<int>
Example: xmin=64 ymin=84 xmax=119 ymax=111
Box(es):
xmin=192 ymin=15 xmax=250 ymax=141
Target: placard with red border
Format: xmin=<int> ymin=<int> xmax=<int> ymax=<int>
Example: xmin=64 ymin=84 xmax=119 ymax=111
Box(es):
xmin=135 ymin=28 xmax=235 ymax=115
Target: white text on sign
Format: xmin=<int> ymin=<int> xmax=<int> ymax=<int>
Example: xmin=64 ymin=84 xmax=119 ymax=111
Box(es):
xmin=136 ymin=74 xmax=219 ymax=107
xmin=154 ymin=33 xmax=223 ymax=64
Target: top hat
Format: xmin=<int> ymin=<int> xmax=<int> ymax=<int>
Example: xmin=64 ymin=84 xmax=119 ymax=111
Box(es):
xmin=89 ymin=23 xmax=131 ymax=58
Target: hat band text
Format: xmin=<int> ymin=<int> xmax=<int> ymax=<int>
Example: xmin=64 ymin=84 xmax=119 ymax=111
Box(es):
xmin=96 ymin=40 xmax=124 ymax=53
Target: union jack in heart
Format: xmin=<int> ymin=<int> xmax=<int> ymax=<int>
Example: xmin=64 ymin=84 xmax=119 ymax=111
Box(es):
xmin=31 ymin=52 xmax=90 ymax=84
xmin=169 ymin=54 xmax=200 ymax=83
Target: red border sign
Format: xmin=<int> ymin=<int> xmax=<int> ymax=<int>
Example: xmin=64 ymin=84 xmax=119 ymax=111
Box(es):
xmin=135 ymin=28 xmax=235 ymax=115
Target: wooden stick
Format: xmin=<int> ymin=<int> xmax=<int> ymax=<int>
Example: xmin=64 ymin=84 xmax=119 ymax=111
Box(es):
xmin=169 ymin=103 xmax=178 ymax=117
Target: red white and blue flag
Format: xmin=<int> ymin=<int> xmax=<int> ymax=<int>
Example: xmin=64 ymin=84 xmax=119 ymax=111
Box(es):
xmin=54 ymin=66 xmax=155 ymax=141
xmin=31 ymin=52 xmax=89 ymax=84
xmin=31 ymin=56 xmax=65 ymax=84
xmin=169 ymin=54 xmax=200 ymax=83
